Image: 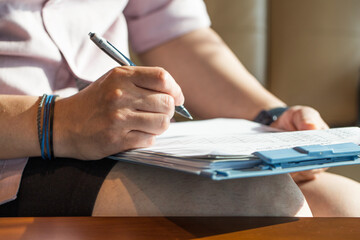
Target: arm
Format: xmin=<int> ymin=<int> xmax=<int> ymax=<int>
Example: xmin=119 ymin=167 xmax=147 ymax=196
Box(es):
xmin=139 ymin=28 xmax=328 ymax=130
xmin=139 ymin=28 xmax=284 ymax=120
xmin=0 ymin=95 xmax=40 ymax=159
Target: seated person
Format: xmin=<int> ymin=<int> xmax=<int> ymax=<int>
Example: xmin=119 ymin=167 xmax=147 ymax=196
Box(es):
xmin=0 ymin=0 xmax=359 ymax=217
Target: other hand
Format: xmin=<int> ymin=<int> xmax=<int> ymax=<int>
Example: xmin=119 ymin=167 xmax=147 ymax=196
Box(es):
xmin=270 ymin=105 xmax=329 ymax=183
xmin=270 ymin=105 xmax=328 ymax=131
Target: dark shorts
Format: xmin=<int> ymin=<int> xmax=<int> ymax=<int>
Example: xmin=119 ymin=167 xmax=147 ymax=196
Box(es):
xmin=0 ymin=157 xmax=117 ymax=217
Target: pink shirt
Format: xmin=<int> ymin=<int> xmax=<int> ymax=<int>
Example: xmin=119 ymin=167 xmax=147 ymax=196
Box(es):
xmin=0 ymin=0 xmax=210 ymax=204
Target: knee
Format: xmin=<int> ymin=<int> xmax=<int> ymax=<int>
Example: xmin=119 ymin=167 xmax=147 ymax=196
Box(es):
xmin=243 ymin=174 xmax=312 ymax=217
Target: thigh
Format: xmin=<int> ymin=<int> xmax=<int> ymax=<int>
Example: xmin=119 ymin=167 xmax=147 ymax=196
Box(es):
xmin=93 ymin=162 xmax=312 ymax=217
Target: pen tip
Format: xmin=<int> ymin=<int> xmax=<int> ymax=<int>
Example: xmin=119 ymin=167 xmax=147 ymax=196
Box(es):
xmin=175 ymin=106 xmax=193 ymax=120
xmin=88 ymin=32 xmax=94 ymax=37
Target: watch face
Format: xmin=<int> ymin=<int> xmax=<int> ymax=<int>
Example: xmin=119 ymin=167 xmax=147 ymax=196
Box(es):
xmin=262 ymin=111 xmax=275 ymax=125
xmin=254 ymin=107 xmax=289 ymax=125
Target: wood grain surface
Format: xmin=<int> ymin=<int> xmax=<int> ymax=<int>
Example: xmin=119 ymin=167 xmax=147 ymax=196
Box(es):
xmin=0 ymin=217 xmax=359 ymax=240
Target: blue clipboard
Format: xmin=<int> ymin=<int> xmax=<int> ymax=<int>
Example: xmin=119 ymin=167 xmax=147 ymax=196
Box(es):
xmin=200 ymin=142 xmax=360 ymax=180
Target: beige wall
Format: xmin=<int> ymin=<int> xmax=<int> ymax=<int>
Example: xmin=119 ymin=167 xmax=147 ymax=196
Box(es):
xmin=205 ymin=0 xmax=360 ymax=182
xmin=205 ymin=0 xmax=268 ymax=85
xmin=269 ymin=0 xmax=360 ymax=127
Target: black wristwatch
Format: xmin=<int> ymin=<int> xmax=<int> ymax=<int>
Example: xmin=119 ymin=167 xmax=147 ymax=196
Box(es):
xmin=253 ymin=107 xmax=289 ymax=125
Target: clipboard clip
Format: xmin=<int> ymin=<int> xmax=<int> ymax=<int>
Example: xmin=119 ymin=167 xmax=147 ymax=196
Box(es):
xmin=254 ymin=142 xmax=360 ymax=169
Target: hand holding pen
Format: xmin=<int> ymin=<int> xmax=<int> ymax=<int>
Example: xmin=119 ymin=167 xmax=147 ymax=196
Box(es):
xmin=89 ymin=32 xmax=193 ymax=120
xmin=51 ymin=33 xmax=189 ymax=160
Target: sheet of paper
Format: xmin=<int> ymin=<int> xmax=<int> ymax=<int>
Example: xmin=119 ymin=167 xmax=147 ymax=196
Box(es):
xmin=161 ymin=118 xmax=278 ymax=138
xmin=137 ymin=118 xmax=360 ymax=157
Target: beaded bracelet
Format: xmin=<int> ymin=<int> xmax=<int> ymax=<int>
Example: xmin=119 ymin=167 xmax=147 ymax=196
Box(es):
xmin=37 ymin=94 xmax=58 ymax=160
xmin=37 ymin=94 xmax=47 ymax=147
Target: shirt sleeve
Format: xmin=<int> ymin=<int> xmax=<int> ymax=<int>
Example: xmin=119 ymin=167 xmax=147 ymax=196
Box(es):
xmin=124 ymin=0 xmax=211 ymax=53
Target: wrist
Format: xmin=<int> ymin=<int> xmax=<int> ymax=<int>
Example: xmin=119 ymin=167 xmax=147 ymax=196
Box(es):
xmin=253 ymin=107 xmax=289 ymax=125
xmin=52 ymin=97 xmax=75 ymax=158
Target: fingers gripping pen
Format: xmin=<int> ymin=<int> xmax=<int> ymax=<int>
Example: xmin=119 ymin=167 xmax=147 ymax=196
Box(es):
xmin=88 ymin=32 xmax=193 ymax=120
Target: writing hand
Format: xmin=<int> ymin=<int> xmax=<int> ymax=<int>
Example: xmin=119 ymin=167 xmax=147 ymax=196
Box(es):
xmin=53 ymin=66 xmax=184 ymax=160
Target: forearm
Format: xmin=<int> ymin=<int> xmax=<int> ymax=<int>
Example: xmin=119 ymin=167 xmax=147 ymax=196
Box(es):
xmin=139 ymin=28 xmax=285 ymax=120
xmin=0 ymin=95 xmax=40 ymax=159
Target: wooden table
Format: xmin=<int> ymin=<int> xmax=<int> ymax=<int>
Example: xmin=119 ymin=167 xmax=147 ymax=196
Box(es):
xmin=0 ymin=217 xmax=359 ymax=240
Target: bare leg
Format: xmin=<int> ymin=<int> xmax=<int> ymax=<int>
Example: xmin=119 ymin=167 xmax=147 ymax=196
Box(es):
xmin=92 ymin=162 xmax=311 ymax=217
xmin=298 ymin=172 xmax=360 ymax=217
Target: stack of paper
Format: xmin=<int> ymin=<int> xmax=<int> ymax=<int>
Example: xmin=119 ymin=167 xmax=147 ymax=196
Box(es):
xmin=110 ymin=118 xmax=360 ymax=176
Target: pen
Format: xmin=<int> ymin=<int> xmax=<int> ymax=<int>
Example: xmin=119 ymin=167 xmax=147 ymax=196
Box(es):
xmin=88 ymin=32 xmax=193 ymax=120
